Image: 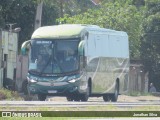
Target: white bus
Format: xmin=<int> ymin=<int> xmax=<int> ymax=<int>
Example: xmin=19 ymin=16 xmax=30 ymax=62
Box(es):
xmin=21 ymin=24 xmax=129 ymax=101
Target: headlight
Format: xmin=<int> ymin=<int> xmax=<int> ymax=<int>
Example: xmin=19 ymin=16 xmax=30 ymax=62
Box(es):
xmin=30 ymin=79 xmax=37 ymax=83
xmin=27 ymin=77 xmax=37 ymax=83
xmin=68 ymin=78 xmax=80 ymax=83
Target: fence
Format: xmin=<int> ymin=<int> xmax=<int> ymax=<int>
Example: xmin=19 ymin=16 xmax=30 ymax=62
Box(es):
xmin=16 ymin=55 xmax=28 ymax=92
xmin=129 ymin=60 xmax=149 ymax=94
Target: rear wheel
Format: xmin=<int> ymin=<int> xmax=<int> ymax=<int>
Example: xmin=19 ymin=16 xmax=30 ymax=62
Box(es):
xmin=103 ymin=95 xmax=110 ymax=102
xmin=38 ymin=94 xmax=47 ymax=101
xmin=110 ymin=82 xmax=119 ymax=102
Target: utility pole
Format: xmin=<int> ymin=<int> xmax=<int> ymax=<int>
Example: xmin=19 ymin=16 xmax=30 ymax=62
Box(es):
xmin=60 ymin=0 xmax=64 ymax=18
xmin=34 ymin=1 xmax=43 ymax=30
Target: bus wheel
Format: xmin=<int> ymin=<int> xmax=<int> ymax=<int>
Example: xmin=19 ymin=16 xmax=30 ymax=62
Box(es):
xmin=74 ymin=95 xmax=81 ymax=101
xmin=110 ymin=82 xmax=119 ymax=102
xmin=103 ymin=95 xmax=110 ymax=102
xmin=38 ymin=94 xmax=47 ymax=101
xmin=80 ymin=86 xmax=90 ymax=102
xmin=66 ymin=95 xmax=74 ymax=101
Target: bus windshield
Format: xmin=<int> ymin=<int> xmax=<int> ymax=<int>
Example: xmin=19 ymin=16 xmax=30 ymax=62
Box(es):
xmin=28 ymin=39 xmax=79 ymax=76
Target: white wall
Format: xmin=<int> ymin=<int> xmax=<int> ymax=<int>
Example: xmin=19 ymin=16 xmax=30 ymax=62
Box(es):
xmin=0 ymin=31 xmax=18 ymax=89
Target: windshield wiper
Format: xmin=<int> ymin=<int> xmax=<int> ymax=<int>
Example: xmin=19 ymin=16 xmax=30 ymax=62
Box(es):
xmin=54 ymin=58 xmax=64 ymax=72
xmin=29 ymin=69 xmax=40 ymax=75
xmin=39 ymin=55 xmax=52 ymax=76
xmin=61 ymin=70 xmax=79 ymax=76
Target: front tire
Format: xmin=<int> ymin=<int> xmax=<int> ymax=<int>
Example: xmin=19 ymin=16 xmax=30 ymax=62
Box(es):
xmin=80 ymin=94 xmax=89 ymax=101
xmin=38 ymin=94 xmax=47 ymax=101
xmin=80 ymin=86 xmax=90 ymax=102
xmin=66 ymin=95 xmax=74 ymax=101
xmin=66 ymin=95 xmax=81 ymax=101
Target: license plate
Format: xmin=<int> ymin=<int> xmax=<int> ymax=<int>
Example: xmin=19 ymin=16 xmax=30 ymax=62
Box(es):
xmin=48 ymin=90 xmax=57 ymax=93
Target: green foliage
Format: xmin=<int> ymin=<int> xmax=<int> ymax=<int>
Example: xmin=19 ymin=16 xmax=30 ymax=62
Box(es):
xmin=0 ymin=5 xmax=5 ymax=27
xmin=0 ymin=0 xmax=37 ymax=48
xmin=41 ymin=2 xmax=59 ymax=26
xmin=0 ymin=0 xmax=59 ymax=50
xmin=141 ymin=0 xmax=160 ymax=70
xmin=58 ymin=0 xmax=144 ymax=59
xmin=0 ymin=89 xmax=23 ymax=100
xmin=140 ymin=0 xmax=160 ymax=90
xmin=128 ymin=91 xmax=152 ymax=96
xmin=0 ymin=0 xmax=93 ymax=49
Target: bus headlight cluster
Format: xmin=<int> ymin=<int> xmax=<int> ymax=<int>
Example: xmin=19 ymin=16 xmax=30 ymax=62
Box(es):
xmin=68 ymin=78 xmax=80 ymax=83
xmin=27 ymin=77 xmax=38 ymax=83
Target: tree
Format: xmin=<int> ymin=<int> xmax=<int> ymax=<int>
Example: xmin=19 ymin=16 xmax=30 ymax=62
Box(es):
xmin=0 ymin=0 xmax=60 ymax=49
xmin=140 ymin=0 xmax=160 ymax=90
xmin=0 ymin=0 xmax=96 ymax=48
xmin=59 ymin=0 xmax=144 ymax=59
xmin=0 ymin=3 xmax=5 ymax=28
xmin=0 ymin=0 xmax=37 ymax=47
xmin=41 ymin=2 xmax=59 ymax=26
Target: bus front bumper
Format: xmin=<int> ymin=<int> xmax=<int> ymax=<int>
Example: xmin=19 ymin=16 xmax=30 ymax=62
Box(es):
xmin=28 ymin=81 xmax=81 ymax=96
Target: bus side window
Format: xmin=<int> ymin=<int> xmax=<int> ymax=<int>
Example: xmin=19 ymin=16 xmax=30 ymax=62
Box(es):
xmin=83 ymin=56 xmax=87 ymax=68
xmin=80 ymin=56 xmax=84 ymax=70
xmin=80 ymin=50 xmax=86 ymax=70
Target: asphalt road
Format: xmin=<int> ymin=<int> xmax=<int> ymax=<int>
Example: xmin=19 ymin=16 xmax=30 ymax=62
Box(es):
xmin=1 ymin=96 xmax=160 ymax=118
xmin=0 ymin=100 xmax=160 ymax=108
xmin=1 ymin=94 xmax=160 ymax=108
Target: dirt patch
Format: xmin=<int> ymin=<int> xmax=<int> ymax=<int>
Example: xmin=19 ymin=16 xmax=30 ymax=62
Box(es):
xmin=47 ymin=95 xmax=160 ymax=102
xmin=118 ymin=95 xmax=160 ymax=102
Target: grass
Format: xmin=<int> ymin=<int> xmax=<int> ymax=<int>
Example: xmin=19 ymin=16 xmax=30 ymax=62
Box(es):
xmin=0 ymin=108 xmax=160 ymax=119
xmin=1 ymin=104 xmax=160 ymax=118
xmin=128 ymin=92 xmax=152 ymax=96
xmin=1 ymin=104 xmax=160 ymax=111
xmin=0 ymin=89 xmax=23 ymax=101
xmin=1 ymin=117 xmax=71 ymax=120
xmin=0 ymin=89 xmax=160 ymax=118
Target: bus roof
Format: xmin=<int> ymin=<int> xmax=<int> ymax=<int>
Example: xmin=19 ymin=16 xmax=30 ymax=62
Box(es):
xmin=31 ymin=24 xmax=127 ymax=39
xmin=31 ymin=24 xmax=90 ymax=39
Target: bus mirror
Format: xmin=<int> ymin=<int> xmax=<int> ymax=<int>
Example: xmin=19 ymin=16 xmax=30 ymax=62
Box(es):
xmin=21 ymin=40 xmax=31 ymax=55
xmin=78 ymin=40 xmax=85 ymax=56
